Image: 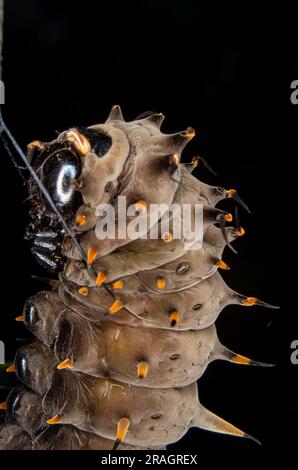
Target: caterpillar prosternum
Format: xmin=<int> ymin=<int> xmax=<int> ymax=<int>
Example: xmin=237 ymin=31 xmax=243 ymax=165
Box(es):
xmin=0 ymin=106 xmax=278 ymax=450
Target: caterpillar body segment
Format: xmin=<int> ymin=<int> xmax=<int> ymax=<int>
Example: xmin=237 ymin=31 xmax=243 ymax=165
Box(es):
xmin=42 ymin=371 xmax=254 ymax=448
xmin=14 ymin=326 xmax=271 ymax=391
xmin=1 ymin=387 xmax=147 ymax=450
xmin=1 ymin=106 xmax=277 ymax=449
xmin=57 ymin=272 xmax=274 ymax=331
xmin=0 ymin=422 xmax=32 ymax=450
xmin=66 ymin=165 xmax=227 ymax=261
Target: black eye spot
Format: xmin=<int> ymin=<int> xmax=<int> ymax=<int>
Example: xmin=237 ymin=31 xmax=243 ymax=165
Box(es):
xmin=82 ymin=129 xmax=112 ymax=157
xmin=176 ymin=263 xmax=189 ymax=275
xmin=169 ymin=354 xmax=180 ymax=360
xmin=193 ymin=303 xmax=203 ymax=311
xmin=151 ymin=414 xmax=162 ymax=420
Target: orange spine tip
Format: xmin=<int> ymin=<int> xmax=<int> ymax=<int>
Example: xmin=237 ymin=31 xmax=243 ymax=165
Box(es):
xmin=57 ymin=358 xmax=73 ymax=370
xmin=96 ymin=272 xmax=107 ymax=287
xmin=116 ymin=417 xmax=130 ymax=443
xmin=191 ymin=156 xmax=199 ymax=167
xmin=232 ymin=354 xmax=252 ymax=365
xmin=156 ymin=277 xmax=166 ymax=289
xmin=137 ymin=361 xmax=149 ymax=379
xmin=170 ymin=310 xmax=180 ymax=327
xmin=162 ymin=232 xmax=173 ymax=243
xmin=109 ymin=300 xmax=124 ymax=314
xmin=47 ymin=415 xmax=61 ymax=425
xmin=169 ymin=153 xmax=180 ymax=167
xmin=243 ymin=297 xmax=257 ymax=306
xmin=6 ymin=364 xmax=16 ymax=373
xmin=216 ymin=260 xmax=230 ymax=270
xmin=76 ymin=214 xmax=87 ymax=226
xmin=226 ymin=189 xmax=237 ymax=198
xmin=236 ymin=227 xmax=245 ymax=237
xmin=224 ymin=213 xmax=233 ymax=222
xmin=135 ymin=200 xmax=147 ymax=213
xmin=65 ymin=129 xmax=91 ymax=156
xmin=185 ymin=127 xmax=196 ymax=138
xmin=27 ymin=140 xmax=45 ymax=151
xmin=78 ymin=287 xmax=89 ymax=296
xmin=87 ymin=247 xmax=97 ymax=265
xmin=15 ymin=315 xmax=25 ymax=322
xmin=0 ymin=402 xmax=7 ymax=410
xmin=112 ymin=280 xmax=124 ymax=289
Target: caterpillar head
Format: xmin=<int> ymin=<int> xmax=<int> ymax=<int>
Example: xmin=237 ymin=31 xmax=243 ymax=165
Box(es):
xmin=26 ymin=106 xmax=195 ymax=272
xmin=28 ymin=105 xmax=194 ymax=217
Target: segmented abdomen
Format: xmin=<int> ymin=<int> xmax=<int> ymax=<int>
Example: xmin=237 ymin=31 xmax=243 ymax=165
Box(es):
xmin=0 ymin=106 xmax=277 ymax=450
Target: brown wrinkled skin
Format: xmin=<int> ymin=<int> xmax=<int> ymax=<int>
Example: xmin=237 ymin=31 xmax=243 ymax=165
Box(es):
xmin=1 ymin=107 xmax=273 ymax=450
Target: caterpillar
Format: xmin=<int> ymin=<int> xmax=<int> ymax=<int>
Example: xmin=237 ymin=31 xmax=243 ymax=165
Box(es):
xmin=0 ymin=106 xmax=278 ymax=450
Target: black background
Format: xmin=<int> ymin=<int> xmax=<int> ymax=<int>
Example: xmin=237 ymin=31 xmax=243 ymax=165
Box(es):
xmin=0 ymin=0 xmax=296 ymax=461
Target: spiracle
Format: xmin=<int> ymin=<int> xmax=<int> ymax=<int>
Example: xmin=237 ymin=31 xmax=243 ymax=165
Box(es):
xmin=0 ymin=106 xmax=278 ymax=450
